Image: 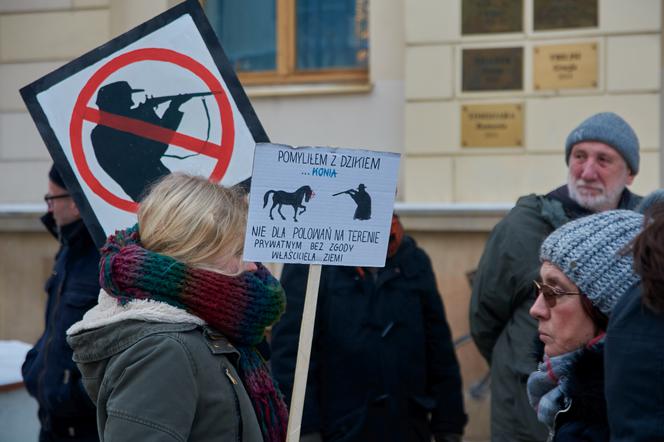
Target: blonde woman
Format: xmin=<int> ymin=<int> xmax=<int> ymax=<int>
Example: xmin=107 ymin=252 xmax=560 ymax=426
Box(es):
xmin=67 ymin=173 xmax=288 ymax=442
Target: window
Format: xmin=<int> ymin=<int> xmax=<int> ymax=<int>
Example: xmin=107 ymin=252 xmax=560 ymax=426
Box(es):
xmin=204 ymin=0 xmax=369 ymax=85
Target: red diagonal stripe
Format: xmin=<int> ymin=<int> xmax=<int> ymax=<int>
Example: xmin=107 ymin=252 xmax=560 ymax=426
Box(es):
xmin=82 ymin=107 xmax=223 ymax=159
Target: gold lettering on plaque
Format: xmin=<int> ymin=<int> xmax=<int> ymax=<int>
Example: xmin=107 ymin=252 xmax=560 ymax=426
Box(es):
xmin=534 ymin=43 xmax=597 ymax=90
xmin=461 ymin=103 xmax=523 ymax=147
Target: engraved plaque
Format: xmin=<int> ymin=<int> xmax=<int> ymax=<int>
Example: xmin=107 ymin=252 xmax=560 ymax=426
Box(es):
xmin=462 ymin=47 xmax=523 ymax=91
xmin=461 ymin=103 xmax=523 ymax=147
xmin=462 ymin=0 xmax=523 ymax=34
xmin=534 ymin=0 xmax=598 ymax=31
xmin=534 ymin=43 xmax=598 ymax=90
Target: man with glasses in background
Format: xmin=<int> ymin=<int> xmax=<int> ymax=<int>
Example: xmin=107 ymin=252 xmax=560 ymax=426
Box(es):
xmin=469 ymin=112 xmax=643 ymax=442
xmin=22 ymin=165 xmax=100 ymax=441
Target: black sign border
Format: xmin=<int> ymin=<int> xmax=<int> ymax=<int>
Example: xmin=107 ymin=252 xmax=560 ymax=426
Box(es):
xmin=20 ymin=0 xmax=266 ymax=248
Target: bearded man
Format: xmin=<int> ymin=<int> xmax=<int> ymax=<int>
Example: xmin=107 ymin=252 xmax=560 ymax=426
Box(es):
xmin=469 ymin=112 xmax=642 ymax=442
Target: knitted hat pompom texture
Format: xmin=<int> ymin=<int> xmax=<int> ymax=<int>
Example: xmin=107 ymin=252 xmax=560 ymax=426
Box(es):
xmin=565 ymin=112 xmax=640 ymax=174
xmin=540 ymin=210 xmax=643 ymax=316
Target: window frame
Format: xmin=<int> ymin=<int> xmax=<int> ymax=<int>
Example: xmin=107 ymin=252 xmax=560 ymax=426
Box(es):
xmin=203 ymin=0 xmax=369 ymax=86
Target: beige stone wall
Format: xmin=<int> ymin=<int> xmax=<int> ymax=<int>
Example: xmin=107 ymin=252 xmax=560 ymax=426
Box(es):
xmin=0 ymin=1 xmax=111 ymax=203
xmin=0 ymin=230 xmax=57 ymax=342
xmin=404 ymin=0 xmax=661 ymax=203
xmin=0 ymin=0 xmax=183 ymax=205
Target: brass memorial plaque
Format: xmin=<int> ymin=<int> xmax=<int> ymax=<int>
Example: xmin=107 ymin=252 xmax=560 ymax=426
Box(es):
xmin=534 ymin=43 xmax=598 ymax=90
xmin=462 ymin=47 xmax=523 ymax=91
xmin=462 ymin=0 xmax=523 ymax=35
xmin=534 ymin=0 xmax=598 ymax=31
xmin=461 ymin=103 xmax=523 ymax=147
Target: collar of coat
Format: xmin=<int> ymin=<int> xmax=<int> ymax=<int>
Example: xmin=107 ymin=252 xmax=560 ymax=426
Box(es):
xmin=67 ymin=289 xmax=205 ymax=336
xmin=547 ymin=185 xmax=642 ymax=219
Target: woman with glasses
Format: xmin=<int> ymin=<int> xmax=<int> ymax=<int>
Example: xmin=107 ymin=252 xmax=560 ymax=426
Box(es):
xmin=526 ymin=210 xmax=642 ymax=442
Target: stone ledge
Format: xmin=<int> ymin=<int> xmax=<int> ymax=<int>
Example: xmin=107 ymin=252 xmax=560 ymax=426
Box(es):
xmin=0 ymin=204 xmax=44 ymax=232
xmin=395 ymin=202 xmax=512 ymax=232
xmin=0 ymin=203 xmax=514 ymax=233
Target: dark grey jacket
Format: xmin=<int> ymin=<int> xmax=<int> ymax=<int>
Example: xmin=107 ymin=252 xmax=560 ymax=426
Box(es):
xmin=68 ymin=319 xmax=262 ymax=442
xmin=22 ymin=217 xmax=100 ymax=441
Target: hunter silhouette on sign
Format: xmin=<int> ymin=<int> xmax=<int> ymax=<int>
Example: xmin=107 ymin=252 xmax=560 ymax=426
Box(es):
xmin=333 ymin=183 xmax=372 ymax=220
xmin=91 ymin=81 xmax=221 ymax=201
xmin=263 ymin=185 xmax=314 ymax=222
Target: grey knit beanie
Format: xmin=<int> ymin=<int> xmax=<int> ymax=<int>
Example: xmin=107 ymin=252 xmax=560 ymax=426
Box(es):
xmin=565 ymin=112 xmax=640 ymax=174
xmin=540 ymin=210 xmax=643 ymax=316
xmin=637 ymin=189 xmax=664 ymax=215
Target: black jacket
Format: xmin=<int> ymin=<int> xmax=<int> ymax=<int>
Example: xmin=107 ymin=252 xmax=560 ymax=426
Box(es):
xmin=605 ymin=285 xmax=664 ymax=441
xmin=22 ymin=215 xmax=100 ymax=441
xmin=271 ymin=235 xmax=467 ymax=442
xmin=551 ymin=342 xmax=609 ymax=442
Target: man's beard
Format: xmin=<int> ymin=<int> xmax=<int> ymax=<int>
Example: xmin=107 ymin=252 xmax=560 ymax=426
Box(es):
xmin=567 ymin=175 xmax=624 ymax=212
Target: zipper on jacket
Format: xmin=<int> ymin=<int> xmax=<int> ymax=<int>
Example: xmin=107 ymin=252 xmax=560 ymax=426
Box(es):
xmin=548 ymin=399 xmax=573 ymax=442
xmin=225 ymin=366 xmax=242 ymax=441
xmin=225 ymin=367 xmax=238 ymax=385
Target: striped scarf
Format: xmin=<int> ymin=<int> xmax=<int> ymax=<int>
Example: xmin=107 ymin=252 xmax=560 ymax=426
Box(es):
xmin=527 ymin=335 xmax=606 ymax=429
xmin=100 ymin=224 xmax=288 ymax=442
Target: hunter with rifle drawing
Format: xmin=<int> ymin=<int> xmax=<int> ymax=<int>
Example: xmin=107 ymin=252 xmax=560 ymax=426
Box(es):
xmin=90 ymin=81 xmax=221 ymax=201
xmin=333 ymin=183 xmax=372 ymax=220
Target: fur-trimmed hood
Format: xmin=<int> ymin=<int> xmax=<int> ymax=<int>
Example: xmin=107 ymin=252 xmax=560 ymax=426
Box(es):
xmin=67 ymin=289 xmax=205 ymax=336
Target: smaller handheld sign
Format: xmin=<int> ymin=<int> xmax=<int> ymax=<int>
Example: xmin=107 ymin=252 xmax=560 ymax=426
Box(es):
xmin=244 ymin=143 xmax=401 ymax=267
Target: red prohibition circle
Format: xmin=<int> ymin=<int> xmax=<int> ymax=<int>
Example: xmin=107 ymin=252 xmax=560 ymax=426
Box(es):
xmin=70 ymin=48 xmax=235 ymax=213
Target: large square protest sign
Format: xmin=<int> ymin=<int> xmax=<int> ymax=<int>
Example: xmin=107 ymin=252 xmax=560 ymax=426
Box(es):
xmin=244 ymin=144 xmax=401 ymax=267
xmin=20 ymin=0 xmax=266 ymax=246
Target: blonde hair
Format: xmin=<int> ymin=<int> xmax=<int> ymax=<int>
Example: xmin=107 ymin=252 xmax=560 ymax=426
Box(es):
xmin=138 ymin=173 xmax=248 ymax=273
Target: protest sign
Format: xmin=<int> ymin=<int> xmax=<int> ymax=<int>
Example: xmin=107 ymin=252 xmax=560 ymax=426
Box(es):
xmin=244 ymin=143 xmax=401 ymax=268
xmin=244 ymin=143 xmax=400 ymax=441
xmin=20 ymin=0 xmax=266 ymax=246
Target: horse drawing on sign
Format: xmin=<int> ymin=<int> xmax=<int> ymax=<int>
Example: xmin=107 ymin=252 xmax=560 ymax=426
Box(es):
xmin=263 ymin=185 xmax=314 ymax=222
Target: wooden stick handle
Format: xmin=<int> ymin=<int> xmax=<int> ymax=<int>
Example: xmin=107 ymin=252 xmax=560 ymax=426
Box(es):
xmin=286 ymin=264 xmax=322 ymax=442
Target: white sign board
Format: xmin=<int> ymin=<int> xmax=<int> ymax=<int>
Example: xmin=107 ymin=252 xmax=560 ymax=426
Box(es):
xmin=244 ymin=143 xmax=401 ymax=267
xmin=21 ymin=0 xmax=266 ymax=246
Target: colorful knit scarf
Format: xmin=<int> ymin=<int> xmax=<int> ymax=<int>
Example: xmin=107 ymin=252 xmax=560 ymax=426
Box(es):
xmin=100 ymin=224 xmax=288 ymax=442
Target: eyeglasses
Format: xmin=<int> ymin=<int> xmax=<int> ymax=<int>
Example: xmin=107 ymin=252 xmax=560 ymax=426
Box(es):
xmin=44 ymin=193 xmax=70 ymax=206
xmin=533 ymin=280 xmax=581 ymax=308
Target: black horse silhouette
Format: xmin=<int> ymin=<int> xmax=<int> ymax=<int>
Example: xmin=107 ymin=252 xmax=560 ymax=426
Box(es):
xmin=263 ymin=185 xmax=314 ymax=222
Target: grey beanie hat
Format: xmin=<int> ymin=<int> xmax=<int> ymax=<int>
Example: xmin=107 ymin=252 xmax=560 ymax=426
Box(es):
xmin=540 ymin=210 xmax=643 ymax=316
xmin=565 ymin=112 xmax=640 ymax=174
xmin=637 ymin=189 xmax=664 ymax=215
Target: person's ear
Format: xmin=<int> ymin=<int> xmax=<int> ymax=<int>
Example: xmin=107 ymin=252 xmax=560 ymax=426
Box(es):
xmin=626 ymin=172 xmax=635 ymax=186
xmin=69 ymin=199 xmax=81 ymax=218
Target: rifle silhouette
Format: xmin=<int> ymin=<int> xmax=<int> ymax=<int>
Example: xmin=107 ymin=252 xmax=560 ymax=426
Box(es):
xmin=332 ymin=189 xmax=355 ymax=196
xmin=140 ymin=91 xmax=223 ymax=109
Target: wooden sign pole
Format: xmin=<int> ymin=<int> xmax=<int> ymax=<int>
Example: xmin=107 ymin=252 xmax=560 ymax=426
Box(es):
xmin=286 ymin=264 xmax=322 ymax=442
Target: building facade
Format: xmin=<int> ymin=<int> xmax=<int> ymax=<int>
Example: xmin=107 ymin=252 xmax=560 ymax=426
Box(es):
xmin=1 ymin=1 xmax=661 ymax=439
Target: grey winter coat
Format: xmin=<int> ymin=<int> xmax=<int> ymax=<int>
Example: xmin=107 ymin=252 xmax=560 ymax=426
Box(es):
xmin=67 ymin=293 xmax=263 ymax=442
